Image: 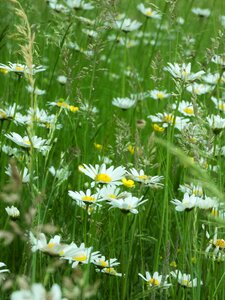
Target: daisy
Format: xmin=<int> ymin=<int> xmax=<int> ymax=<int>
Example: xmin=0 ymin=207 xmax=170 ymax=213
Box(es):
xmin=137 ymin=4 xmax=161 ymax=19
xmin=5 ymin=165 xmax=31 ymax=183
xmin=49 ymin=166 xmax=71 ymax=182
xmin=0 ymin=62 xmax=46 ymax=75
xmin=68 ymin=189 xmax=103 ymax=206
xmin=171 ymin=193 xmax=198 ymax=211
xmin=172 ymin=100 xmax=195 ymax=116
xmin=78 ymin=163 xmax=126 ymax=186
xmin=192 ymin=7 xmax=211 ymax=17
xmin=60 ymin=242 xmax=100 ymax=268
xmin=112 ymin=97 xmax=136 ymax=109
xmin=57 ymin=75 xmax=68 ymax=84
xmin=0 ymin=103 xmax=17 ymax=121
xmin=26 ymin=85 xmax=46 ymax=95
xmin=29 ymin=232 xmax=66 ymax=256
xmin=10 ymin=283 xmax=65 ymax=300
xmin=206 ymin=115 xmax=225 ymax=133
xmin=93 ymin=256 xmax=120 ymax=268
xmin=196 ymin=196 xmax=219 ymax=210
xmin=5 ymin=132 xmax=48 ymax=151
xmin=114 ymin=18 xmax=142 ymax=33
xmin=205 ymin=228 xmax=225 ymax=255
xmin=138 ymin=271 xmax=171 ymax=288
xmin=128 ymin=168 xmax=164 ymax=188
xmin=178 ymin=183 xmax=203 ymax=197
xmin=109 ymin=195 xmax=147 ymax=214
xmin=212 ymin=54 xmax=225 ymax=67
xmin=0 ymin=262 xmax=10 ymax=277
xmin=149 ymin=90 xmax=170 ymax=100
xmin=65 ymin=0 xmax=94 ymax=10
xmin=211 ymin=96 xmax=225 ymax=112
xmin=202 ymin=72 xmax=225 ymax=85
xmin=164 ymin=62 xmax=205 ymax=82
xmin=171 ymin=270 xmax=202 ymax=287
xmin=96 ymin=267 xmax=122 ymax=277
xmin=49 ymin=100 xmax=79 ymax=113
xmin=186 ymin=83 xmax=213 ymax=95
xmin=5 ymin=205 xmax=20 ymax=219
xmin=148 ymin=113 xmax=189 ymax=131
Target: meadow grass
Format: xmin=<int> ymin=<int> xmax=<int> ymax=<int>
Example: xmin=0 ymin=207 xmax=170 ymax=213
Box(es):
xmin=0 ymin=0 xmax=225 ymax=299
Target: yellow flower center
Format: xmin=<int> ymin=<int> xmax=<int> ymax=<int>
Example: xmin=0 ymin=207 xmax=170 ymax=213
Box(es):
xmin=69 ymin=105 xmax=79 ymax=112
xmin=24 ymin=139 xmax=31 ymax=145
xmin=146 ymin=9 xmax=153 ymax=17
xmin=218 ymin=103 xmax=225 ymax=111
xmin=108 ymin=194 xmax=116 ymax=199
xmin=95 ymin=173 xmax=112 ymax=183
xmin=100 ymin=260 xmax=108 ymax=267
xmin=122 ymin=178 xmax=135 ymax=188
xmin=104 ymin=267 xmax=117 ymax=275
xmin=156 ymin=92 xmax=165 ymax=100
xmin=193 ymin=88 xmax=200 ymax=94
xmin=183 ymin=107 xmax=194 ymax=114
xmin=0 ymin=68 xmax=8 ymax=74
xmin=163 ymin=114 xmax=174 ymax=123
xmin=153 ymin=124 xmax=165 ymax=132
xmin=148 ymin=278 xmax=160 ymax=286
xmin=59 ymin=250 xmax=64 ymax=256
xmin=211 ymin=208 xmax=218 ymax=217
xmin=128 ymin=145 xmax=135 ymax=155
xmin=72 ymin=254 xmax=87 ymax=262
xmin=15 ymin=66 xmax=24 ymax=71
xmin=82 ymin=196 xmax=96 ymax=202
xmin=138 ymin=175 xmax=148 ymax=180
xmin=0 ymin=111 xmax=7 ymax=119
xmin=181 ymin=280 xmax=191 ymax=287
xmin=170 ymin=261 xmax=177 ymax=268
xmin=214 ymin=239 xmax=225 ymax=248
xmin=94 ymin=143 xmax=103 ymax=150
xmin=56 ymin=101 xmax=69 ymax=108
xmin=47 ymin=243 xmax=55 ymax=249
xmin=181 ymin=70 xmax=188 ymax=77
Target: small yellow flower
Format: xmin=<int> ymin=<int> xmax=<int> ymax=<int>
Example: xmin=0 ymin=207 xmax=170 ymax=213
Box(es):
xmin=170 ymin=261 xmax=177 ymax=268
xmin=69 ymin=105 xmax=79 ymax=113
xmin=122 ymin=178 xmax=135 ymax=188
xmin=94 ymin=143 xmax=103 ymax=151
xmin=0 ymin=68 xmax=8 ymax=74
xmin=128 ymin=145 xmax=135 ymax=155
xmin=153 ymin=124 xmax=165 ymax=132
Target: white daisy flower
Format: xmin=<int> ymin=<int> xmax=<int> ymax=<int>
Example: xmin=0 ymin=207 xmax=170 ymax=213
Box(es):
xmin=49 ymin=166 xmax=71 ymax=182
xmin=164 ymin=62 xmax=205 ymax=82
xmin=192 ymin=7 xmax=211 ymax=17
xmin=138 ymin=271 xmax=171 ymax=288
xmin=212 ymin=54 xmax=225 ymax=66
xmin=78 ymin=163 xmax=126 ymax=186
xmin=10 ymin=283 xmax=65 ymax=300
xmin=171 ymin=193 xmax=198 ymax=211
xmin=60 ymin=242 xmax=100 ymax=268
xmin=149 ymin=90 xmax=170 ymax=100
xmin=0 ymin=103 xmax=17 ymax=121
xmin=109 ymin=195 xmax=147 ymax=214
xmin=178 ymin=183 xmax=203 ymax=197
xmin=26 ymin=85 xmax=46 ymax=95
xmin=57 ymin=75 xmax=68 ymax=84
xmin=171 ymin=270 xmax=202 ymax=287
xmin=5 ymin=132 xmax=48 ymax=151
xmin=207 ymin=115 xmax=225 ymax=132
xmin=0 ymin=62 xmax=46 ymax=75
xmin=93 ymin=256 xmax=120 ymax=268
xmin=0 ymin=262 xmax=9 ymax=277
xmin=96 ymin=267 xmax=122 ymax=277
xmin=112 ymin=97 xmax=136 ymax=109
xmin=68 ymin=189 xmax=103 ymax=206
xmin=186 ymin=83 xmax=213 ymax=95
xmin=137 ymin=4 xmax=161 ymax=19
xmin=29 ymin=232 xmax=66 ymax=256
xmin=196 ymin=196 xmax=219 ymax=210
xmin=127 ymin=168 xmax=164 ymax=188
xmin=205 ymin=228 xmax=225 ymax=255
xmin=65 ymin=0 xmax=94 ymax=10
xmin=172 ymin=100 xmax=195 ymax=116
xmin=96 ymin=185 xmax=122 ymax=201
xmin=148 ymin=113 xmax=189 ymax=130
xmin=211 ymin=96 xmax=225 ymax=112
xmin=114 ymin=18 xmax=142 ymax=32
xmin=5 ymin=205 xmax=20 ymax=219
xmin=202 ymin=72 xmax=225 ymax=85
